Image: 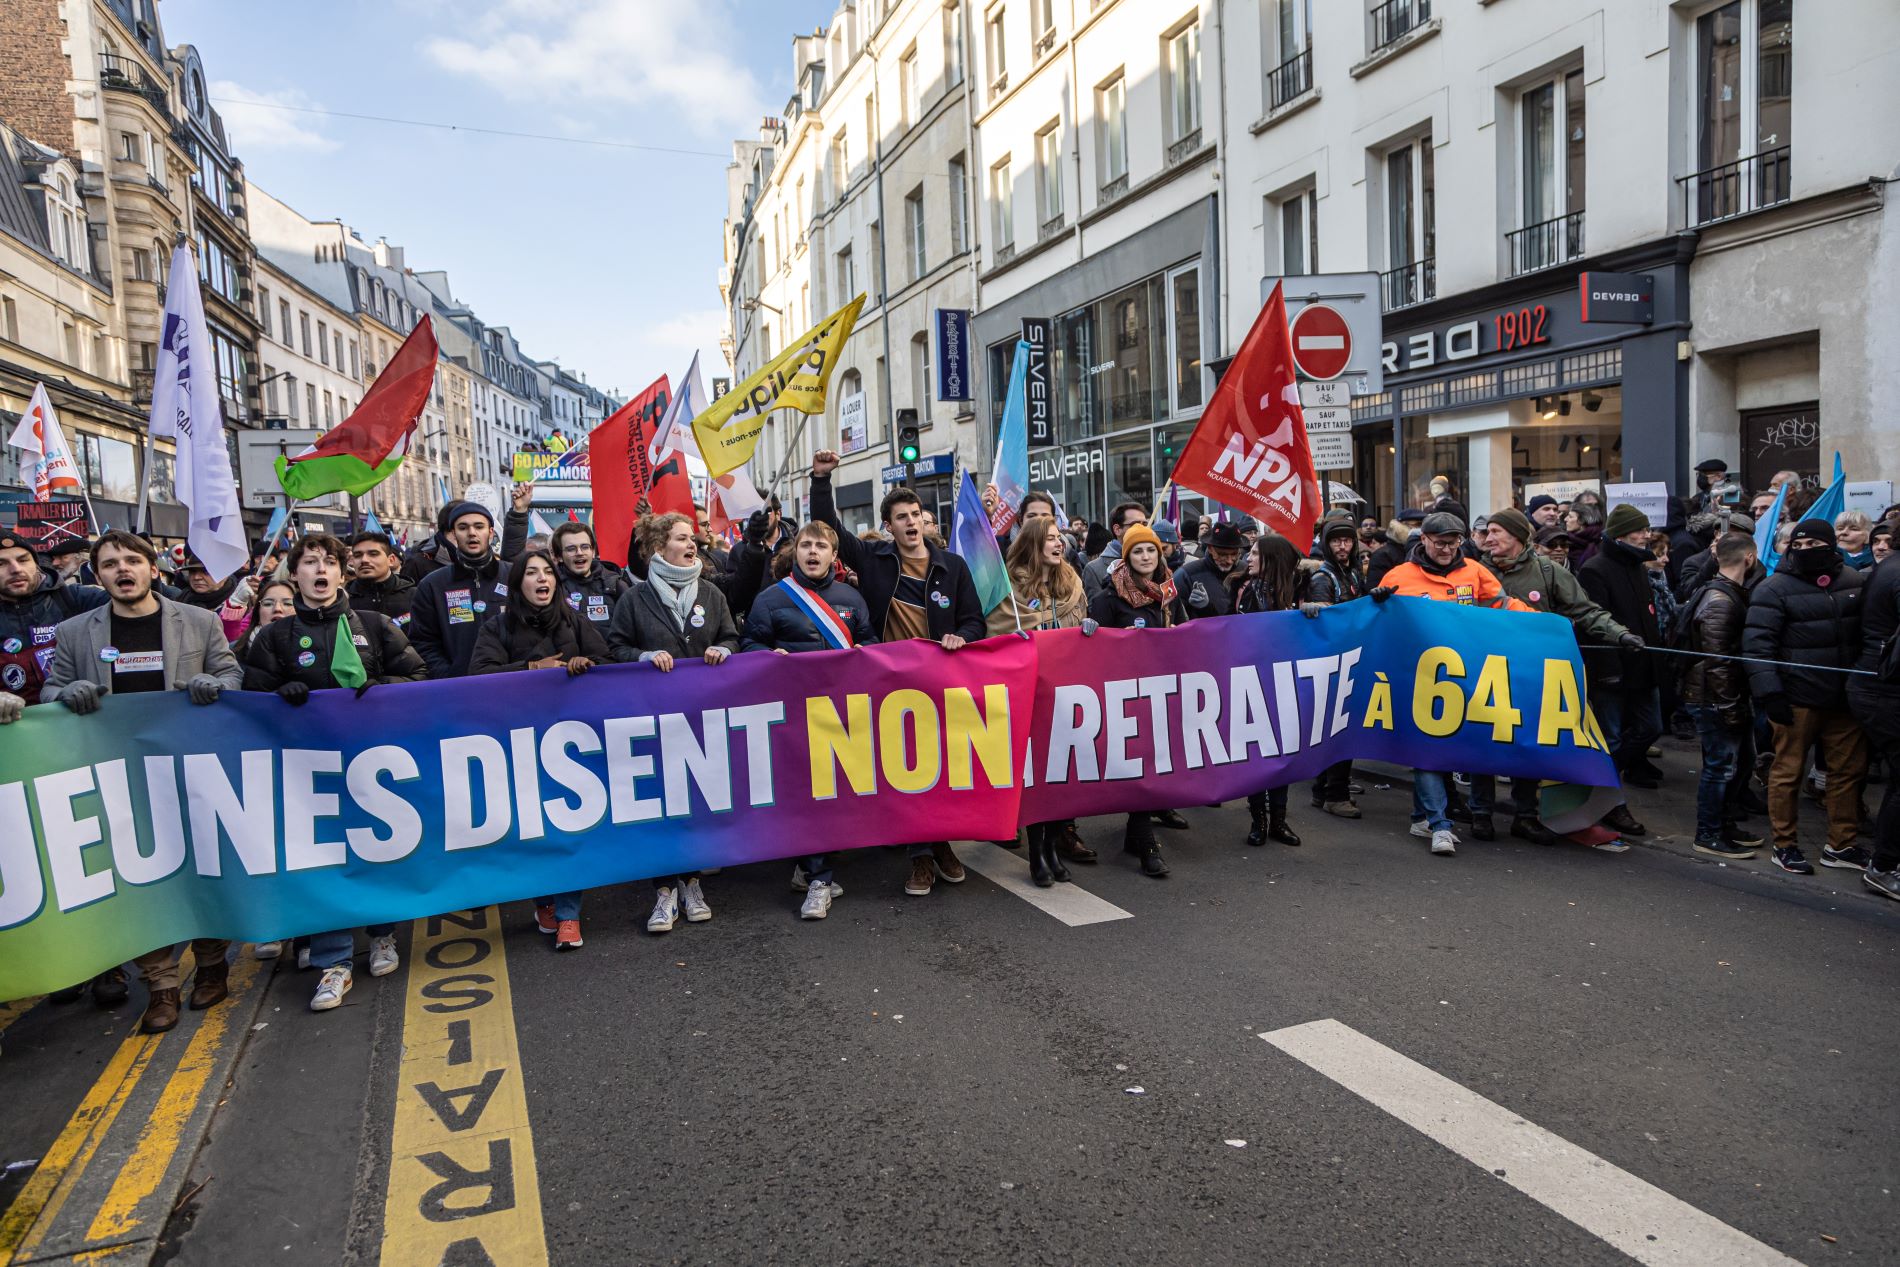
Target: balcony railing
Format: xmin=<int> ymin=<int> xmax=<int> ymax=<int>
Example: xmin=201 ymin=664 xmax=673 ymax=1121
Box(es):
xmin=1040 ymin=212 xmax=1066 ymax=242
xmin=1381 ymin=258 xmax=1436 ymax=311
xmin=1166 ymin=128 xmax=1203 ymax=165
xmin=1266 ymin=47 xmax=1313 ymax=110
xmin=1368 ymin=0 xmax=1431 ymax=55
xmin=98 ymin=54 xmax=168 ymax=113
xmin=1506 ymin=209 xmax=1586 ymax=277
xmin=1100 ymin=173 xmax=1129 ymax=204
xmin=1678 ymin=146 xmax=1791 ymax=228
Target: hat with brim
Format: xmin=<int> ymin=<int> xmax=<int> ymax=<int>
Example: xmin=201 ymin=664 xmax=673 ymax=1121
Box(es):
xmin=1420 ymin=511 xmax=1466 ymax=537
xmin=1694 ymin=459 xmax=1729 ymax=474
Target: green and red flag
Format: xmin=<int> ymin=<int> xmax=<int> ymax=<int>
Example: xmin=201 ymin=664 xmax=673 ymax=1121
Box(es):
xmin=276 ymin=315 xmax=438 ymax=500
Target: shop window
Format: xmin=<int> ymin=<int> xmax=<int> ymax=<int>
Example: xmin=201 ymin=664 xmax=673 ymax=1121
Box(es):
xmin=1167 ymin=263 xmax=1202 ymax=413
xmin=1054 ymin=273 xmax=1167 ymax=442
xmin=1106 ymin=428 xmax=1154 ymax=519
xmin=77 ymin=431 xmax=137 ymax=503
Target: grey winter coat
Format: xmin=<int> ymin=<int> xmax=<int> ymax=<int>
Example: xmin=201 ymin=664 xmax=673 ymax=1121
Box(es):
xmin=606 ymin=577 xmax=740 ymax=663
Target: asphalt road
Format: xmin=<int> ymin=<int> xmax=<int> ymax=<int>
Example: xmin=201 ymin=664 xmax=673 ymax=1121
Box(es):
xmin=5 ymin=743 xmax=1898 ymax=1266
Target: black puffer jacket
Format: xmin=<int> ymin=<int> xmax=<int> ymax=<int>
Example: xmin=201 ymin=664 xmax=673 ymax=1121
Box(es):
xmin=242 ymin=597 xmax=428 ymax=692
xmin=1849 ymin=555 xmax=1900 ymax=710
xmin=1742 ymin=553 xmax=1865 ymax=710
xmin=346 ymin=573 xmax=417 ymax=625
xmin=1679 ymin=575 xmax=1750 ymax=724
xmin=1577 ymin=540 xmax=1662 ymax=692
xmin=468 ymin=602 xmax=612 ymax=675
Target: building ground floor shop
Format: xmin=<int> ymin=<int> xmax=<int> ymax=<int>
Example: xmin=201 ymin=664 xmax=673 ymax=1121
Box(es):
xmin=0 ymin=368 xmax=188 ymax=541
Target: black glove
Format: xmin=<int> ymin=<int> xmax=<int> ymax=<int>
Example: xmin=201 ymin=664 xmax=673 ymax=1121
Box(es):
xmin=1619 ymin=632 xmax=1645 ymax=651
xmin=1758 ymin=692 xmax=1793 ymax=726
xmin=277 ymin=680 xmax=311 ymax=707
xmin=744 ymin=510 xmax=770 ymax=547
xmin=1369 ymin=586 xmax=1396 ymax=604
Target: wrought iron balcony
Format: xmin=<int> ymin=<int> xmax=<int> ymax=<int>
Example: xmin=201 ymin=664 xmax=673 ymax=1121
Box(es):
xmin=1506 ymin=209 xmax=1585 ymax=277
xmin=98 ymin=54 xmax=168 ymax=114
xmin=1266 ymin=47 xmax=1313 ymax=110
xmin=1368 ymin=0 xmax=1431 ymax=54
xmin=1678 ymin=146 xmax=1791 ymax=228
xmin=1381 ymin=258 xmax=1436 ymax=311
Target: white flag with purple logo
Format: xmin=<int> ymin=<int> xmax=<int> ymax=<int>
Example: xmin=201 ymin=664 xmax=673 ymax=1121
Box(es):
xmin=149 ymin=242 xmax=247 ymax=579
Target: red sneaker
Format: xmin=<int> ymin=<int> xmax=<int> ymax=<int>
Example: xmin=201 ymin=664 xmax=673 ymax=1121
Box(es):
xmin=534 ymin=904 xmax=557 ymax=934
xmin=555 ymin=919 xmax=583 ymax=951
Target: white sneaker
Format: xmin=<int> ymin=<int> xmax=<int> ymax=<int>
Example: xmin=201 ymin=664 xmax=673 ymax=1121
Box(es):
xmin=680 ymin=878 xmax=712 ymax=922
xmin=647 ymin=887 xmax=678 ymax=933
xmin=252 ymin=941 xmax=282 ymax=960
xmin=1431 ymin=830 xmax=1457 ymax=856
xmin=368 ymin=934 xmax=400 ymax=977
xmin=790 ymin=865 xmax=841 ymax=896
xmin=310 ymin=965 xmax=352 ymax=1011
xmin=800 ymin=880 xmax=834 ymax=920
xmin=1409 ymin=819 xmax=1431 ymax=839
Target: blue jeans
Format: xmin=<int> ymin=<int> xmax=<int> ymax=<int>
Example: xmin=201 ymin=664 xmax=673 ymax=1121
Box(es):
xmin=1412 ymin=771 xmax=1451 ymax=832
xmin=1597 ymin=687 xmax=1662 ymax=770
xmin=1689 ymin=706 xmax=1743 ymax=842
xmin=908 ymin=840 xmax=946 ymax=859
xmin=802 ymin=854 xmax=832 ymax=885
xmin=309 ymin=924 xmax=396 ymax=971
xmin=550 ymin=892 xmax=582 ymax=921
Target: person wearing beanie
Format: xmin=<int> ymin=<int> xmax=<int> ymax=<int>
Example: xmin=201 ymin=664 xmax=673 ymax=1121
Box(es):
xmin=1174 ymin=521 xmax=1245 ymax=620
xmin=1479 ymin=510 xmax=1638 ymax=845
xmin=1526 ymin=495 xmax=1561 ymax=529
xmin=408 ymin=497 xmax=518 ymax=678
xmin=1744 ymin=515 xmax=1870 ymax=875
xmin=1376 ymin=514 xmax=1533 ymax=858
xmin=1577 ymin=503 xmax=1667 ymax=809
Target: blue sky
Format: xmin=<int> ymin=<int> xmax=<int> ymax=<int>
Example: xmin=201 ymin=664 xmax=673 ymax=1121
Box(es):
xmin=166 ymin=0 xmax=837 ymax=402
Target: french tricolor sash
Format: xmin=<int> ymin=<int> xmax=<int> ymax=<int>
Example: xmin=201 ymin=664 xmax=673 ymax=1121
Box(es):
xmin=777 ymin=576 xmax=855 ymax=649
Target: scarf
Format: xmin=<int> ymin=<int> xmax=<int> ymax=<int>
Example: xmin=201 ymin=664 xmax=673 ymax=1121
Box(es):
xmin=1109 ymin=558 xmax=1176 ymax=612
xmin=646 ymin=555 xmax=702 ymax=631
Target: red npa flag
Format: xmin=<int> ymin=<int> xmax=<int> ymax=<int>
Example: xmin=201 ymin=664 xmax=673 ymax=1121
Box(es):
xmin=1168 ymin=281 xmax=1320 ymax=548
xmin=590 ymin=375 xmax=693 ymax=567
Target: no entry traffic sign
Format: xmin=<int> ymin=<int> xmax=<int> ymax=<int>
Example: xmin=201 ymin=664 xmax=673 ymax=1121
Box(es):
xmin=1289 ymin=304 xmax=1352 ymax=380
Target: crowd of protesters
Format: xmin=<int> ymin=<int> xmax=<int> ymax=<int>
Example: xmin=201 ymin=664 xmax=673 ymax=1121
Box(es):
xmin=4 ymin=448 xmax=1898 ymax=1037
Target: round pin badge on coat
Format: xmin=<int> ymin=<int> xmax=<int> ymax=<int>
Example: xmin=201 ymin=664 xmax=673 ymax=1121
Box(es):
xmin=297 ymin=650 xmax=317 ymax=668
xmin=474 ymin=600 xmax=487 ymax=612
xmin=2 ymin=637 xmax=20 ymax=654
xmin=299 ymin=636 xmax=313 ymax=648
xmin=99 ymin=646 xmax=120 ymax=663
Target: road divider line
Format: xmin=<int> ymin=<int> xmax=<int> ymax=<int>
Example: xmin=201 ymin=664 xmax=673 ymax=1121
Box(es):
xmin=1260 ymin=1019 xmax=1804 ymax=1267
xmin=960 ymin=843 xmax=1135 ymax=926
xmin=379 ymin=908 xmax=547 ymax=1267
xmin=0 ymin=1030 xmax=160 ymax=1261
xmin=84 ymin=955 xmax=265 ymax=1244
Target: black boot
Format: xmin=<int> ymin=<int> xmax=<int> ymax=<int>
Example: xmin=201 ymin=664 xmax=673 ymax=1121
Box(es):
xmin=1268 ymin=811 xmax=1301 ymax=847
xmin=1245 ymin=792 xmax=1269 ymax=847
xmin=1028 ymin=825 xmax=1053 ymax=888
xmin=1048 ymin=833 xmax=1071 ymax=883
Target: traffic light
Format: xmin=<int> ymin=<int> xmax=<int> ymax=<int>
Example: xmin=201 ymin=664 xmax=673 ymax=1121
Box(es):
xmin=897 ymin=409 xmax=921 ymax=463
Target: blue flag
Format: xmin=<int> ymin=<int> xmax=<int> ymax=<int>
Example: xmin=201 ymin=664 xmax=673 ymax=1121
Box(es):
xmin=1754 ymin=482 xmax=1790 ymax=572
xmin=363 ymin=509 xmax=384 ymax=536
xmin=952 ymin=468 xmax=1011 ymax=614
xmin=988 ymin=340 xmax=1031 ymax=533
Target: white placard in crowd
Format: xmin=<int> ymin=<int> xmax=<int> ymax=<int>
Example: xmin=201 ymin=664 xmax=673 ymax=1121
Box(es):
xmin=1522 ymin=477 xmax=1602 ymax=505
xmin=1604 ymin=481 xmax=1669 ymax=524
xmin=464 ymin=481 xmax=504 ymax=520
xmin=1844 ymin=480 xmax=1893 ymax=518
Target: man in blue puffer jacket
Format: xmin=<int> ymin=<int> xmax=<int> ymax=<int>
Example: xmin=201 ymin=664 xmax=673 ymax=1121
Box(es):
xmin=741 ymin=520 xmax=875 ymax=920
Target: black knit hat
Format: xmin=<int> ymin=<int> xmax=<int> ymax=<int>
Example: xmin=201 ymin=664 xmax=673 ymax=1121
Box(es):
xmin=1790 ymin=517 xmax=1836 ymax=548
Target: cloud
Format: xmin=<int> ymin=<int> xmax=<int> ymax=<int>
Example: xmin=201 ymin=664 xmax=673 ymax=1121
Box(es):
xmin=209 ymin=81 xmax=340 ymax=153
xmin=422 ymin=0 xmax=766 ymax=136
xmin=633 ymin=307 xmax=729 ymax=369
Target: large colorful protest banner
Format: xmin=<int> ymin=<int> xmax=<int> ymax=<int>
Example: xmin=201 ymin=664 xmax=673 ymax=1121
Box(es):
xmin=0 ymin=599 xmax=1615 ymax=996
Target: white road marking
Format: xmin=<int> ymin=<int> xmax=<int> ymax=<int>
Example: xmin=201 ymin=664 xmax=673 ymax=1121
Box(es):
xmin=958 ymin=842 xmax=1134 ymax=927
xmin=1260 ymin=1019 xmax=1804 ymax=1267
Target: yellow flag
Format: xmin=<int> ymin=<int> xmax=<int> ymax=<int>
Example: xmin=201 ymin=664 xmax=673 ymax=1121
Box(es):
xmin=693 ymin=294 xmax=866 ymax=476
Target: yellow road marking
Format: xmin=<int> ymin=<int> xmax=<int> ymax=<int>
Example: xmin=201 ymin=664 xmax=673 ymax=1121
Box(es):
xmin=84 ymin=955 xmax=263 ymax=1242
xmin=379 ymin=909 xmax=547 ymax=1267
xmin=0 ymin=1030 xmax=161 ymax=1260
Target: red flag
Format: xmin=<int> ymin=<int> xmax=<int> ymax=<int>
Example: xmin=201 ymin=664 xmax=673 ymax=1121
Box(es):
xmin=589 ymin=376 xmax=694 ymax=567
xmin=1168 ymin=282 xmax=1319 ymax=548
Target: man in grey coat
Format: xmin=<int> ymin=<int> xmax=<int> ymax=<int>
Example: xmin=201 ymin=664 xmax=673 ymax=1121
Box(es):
xmin=43 ymin=530 xmax=243 ymax=1035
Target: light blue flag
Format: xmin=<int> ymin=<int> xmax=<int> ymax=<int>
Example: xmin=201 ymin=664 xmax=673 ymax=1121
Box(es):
xmin=1804 ymin=452 xmax=1848 ymax=531
xmin=363 ymin=510 xmax=384 ymax=536
xmin=1754 ymin=482 xmax=1790 ymax=572
xmin=988 ymin=340 xmax=1031 ymax=533
xmin=261 ymin=504 xmax=288 ymax=546
xmin=951 ymin=468 xmax=1012 ymax=615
